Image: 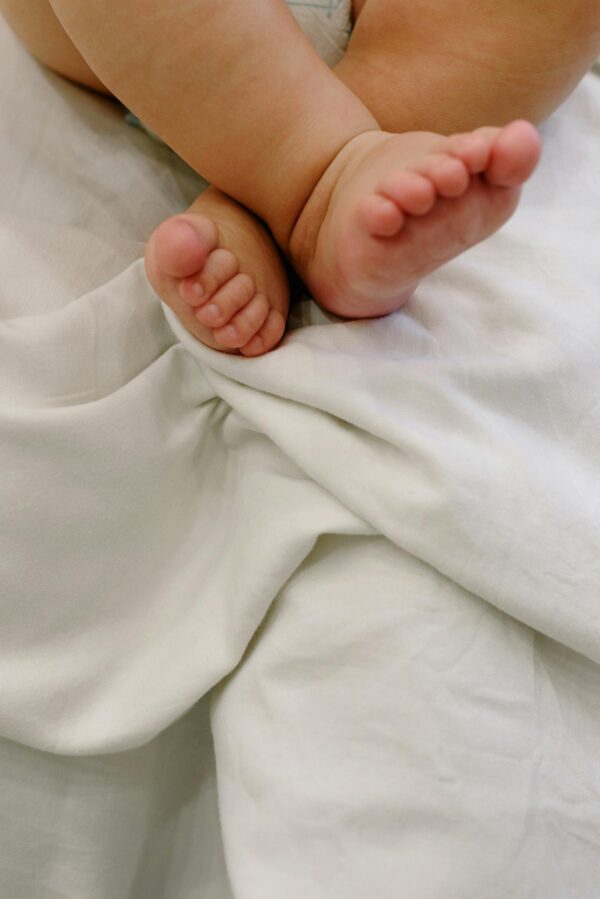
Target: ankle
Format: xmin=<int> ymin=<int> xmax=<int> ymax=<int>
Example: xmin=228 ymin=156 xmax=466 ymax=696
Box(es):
xmin=286 ymin=129 xmax=393 ymax=275
xmin=262 ymin=117 xmax=381 ymax=254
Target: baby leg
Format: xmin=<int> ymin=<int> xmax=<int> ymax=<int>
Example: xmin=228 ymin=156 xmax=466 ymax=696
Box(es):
xmin=339 ymin=0 xmax=600 ymax=134
xmin=46 ymin=0 xmax=378 ymax=250
xmin=1 ymin=0 xmax=293 ymax=354
xmin=43 ymin=0 xmax=391 ymax=345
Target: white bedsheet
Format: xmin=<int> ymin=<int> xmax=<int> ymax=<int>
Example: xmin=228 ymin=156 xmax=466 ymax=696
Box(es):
xmin=1 ymin=19 xmax=600 ymax=898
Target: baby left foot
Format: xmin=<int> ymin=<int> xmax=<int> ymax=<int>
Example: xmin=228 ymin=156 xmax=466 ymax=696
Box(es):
xmin=145 ymin=187 xmax=289 ymax=356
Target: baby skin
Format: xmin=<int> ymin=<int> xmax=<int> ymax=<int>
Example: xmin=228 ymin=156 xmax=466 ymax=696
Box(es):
xmin=146 ymin=122 xmax=540 ymax=354
xmin=6 ymin=0 xmax=598 ymax=359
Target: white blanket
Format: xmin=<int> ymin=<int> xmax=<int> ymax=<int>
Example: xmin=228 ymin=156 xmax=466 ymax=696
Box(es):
xmin=1 ymin=19 xmax=600 ymax=898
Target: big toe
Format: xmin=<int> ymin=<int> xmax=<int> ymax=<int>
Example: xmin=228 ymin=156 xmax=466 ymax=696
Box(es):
xmin=146 ymin=214 xmax=219 ymax=283
xmin=484 ymin=120 xmax=542 ymax=188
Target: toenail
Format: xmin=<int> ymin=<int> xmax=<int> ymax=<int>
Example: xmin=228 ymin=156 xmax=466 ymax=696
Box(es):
xmin=199 ymin=303 xmax=219 ymax=322
xmin=192 ymin=282 xmax=204 ymax=298
xmin=223 ymin=325 xmax=237 ymax=338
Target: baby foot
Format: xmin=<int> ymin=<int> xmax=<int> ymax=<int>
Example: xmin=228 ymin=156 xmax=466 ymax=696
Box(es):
xmin=288 ymin=120 xmax=542 ymax=319
xmin=145 ymin=186 xmax=289 ymax=356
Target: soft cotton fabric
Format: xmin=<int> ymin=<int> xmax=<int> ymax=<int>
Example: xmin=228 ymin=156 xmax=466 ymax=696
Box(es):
xmin=1 ymin=20 xmax=600 ymax=898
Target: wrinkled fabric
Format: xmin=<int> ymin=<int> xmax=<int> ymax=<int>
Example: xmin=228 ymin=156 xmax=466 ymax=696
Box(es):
xmin=1 ymin=20 xmax=600 ymax=899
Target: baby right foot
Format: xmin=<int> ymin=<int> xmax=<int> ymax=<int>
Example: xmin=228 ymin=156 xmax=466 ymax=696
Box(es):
xmin=145 ymin=187 xmax=289 ymax=356
xmin=288 ymin=120 xmax=541 ymax=320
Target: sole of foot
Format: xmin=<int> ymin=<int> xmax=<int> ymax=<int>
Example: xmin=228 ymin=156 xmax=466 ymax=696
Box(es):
xmin=288 ymin=120 xmax=542 ymax=319
xmin=145 ymin=186 xmax=289 ymax=356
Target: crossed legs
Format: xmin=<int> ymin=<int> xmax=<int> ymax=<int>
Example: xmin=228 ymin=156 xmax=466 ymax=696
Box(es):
xmin=2 ymin=0 xmax=598 ymax=353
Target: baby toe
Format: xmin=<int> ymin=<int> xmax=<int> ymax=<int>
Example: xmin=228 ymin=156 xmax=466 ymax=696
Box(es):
xmin=446 ymin=132 xmax=493 ymax=174
xmin=149 ymin=214 xmax=218 ymax=281
xmin=415 ymin=153 xmax=470 ymax=198
xmin=194 ymin=272 xmax=255 ymax=328
xmin=357 ymin=194 xmax=405 ymax=237
xmin=213 ymin=293 xmax=270 ymax=349
xmin=180 ymin=247 xmax=239 ymax=307
xmin=485 ymin=120 xmax=541 ymax=187
xmin=240 ymin=308 xmax=286 ymax=357
xmin=378 ymin=171 xmax=436 ymax=216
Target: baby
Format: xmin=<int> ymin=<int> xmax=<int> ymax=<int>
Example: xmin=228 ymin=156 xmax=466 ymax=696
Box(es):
xmin=3 ymin=0 xmax=599 ymax=356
